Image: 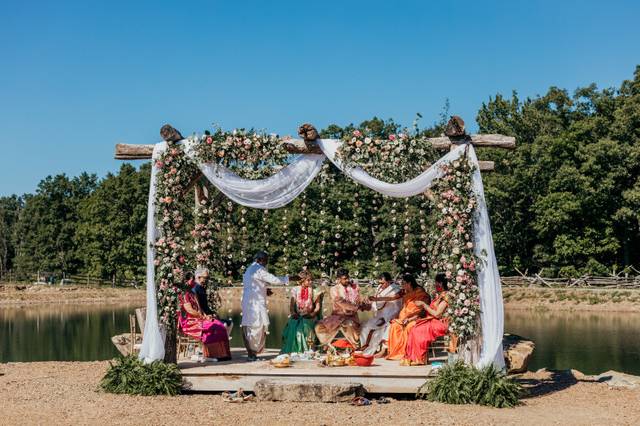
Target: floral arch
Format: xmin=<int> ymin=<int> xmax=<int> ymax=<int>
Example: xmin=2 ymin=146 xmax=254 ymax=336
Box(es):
xmin=130 ymin=121 xmax=508 ymax=370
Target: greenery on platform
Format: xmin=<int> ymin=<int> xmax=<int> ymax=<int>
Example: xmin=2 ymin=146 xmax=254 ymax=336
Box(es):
xmin=417 ymin=361 xmax=522 ymax=408
xmin=100 ymin=355 xmax=183 ymax=396
xmin=1 ymin=67 xmax=640 ymax=282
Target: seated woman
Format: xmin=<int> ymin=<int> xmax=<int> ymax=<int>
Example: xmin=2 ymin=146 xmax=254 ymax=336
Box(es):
xmin=386 ymin=273 xmax=430 ymax=361
xmin=178 ymin=268 xmax=232 ymax=361
xmin=404 ymin=273 xmax=450 ymax=366
xmin=281 ymin=270 xmax=323 ymax=354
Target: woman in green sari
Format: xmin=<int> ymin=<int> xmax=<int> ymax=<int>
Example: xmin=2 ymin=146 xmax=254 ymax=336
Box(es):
xmin=281 ymin=270 xmax=323 ymax=354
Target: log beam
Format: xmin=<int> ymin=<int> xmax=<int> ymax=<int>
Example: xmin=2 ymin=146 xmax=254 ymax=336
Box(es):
xmin=115 ymin=122 xmax=512 ymax=172
xmin=114 ymin=143 xmax=497 ymax=171
xmin=115 ymin=133 xmax=514 ymax=159
xmin=114 ymin=143 xmax=157 ymax=160
xmin=428 ymin=134 xmax=515 ymax=150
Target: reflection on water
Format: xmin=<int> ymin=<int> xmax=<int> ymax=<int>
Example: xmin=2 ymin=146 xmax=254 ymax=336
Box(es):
xmin=505 ymin=310 xmax=640 ymax=375
xmin=0 ymin=304 xmax=137 ymax=362
xmin=2 ymin=303 xmax=640 ymax=376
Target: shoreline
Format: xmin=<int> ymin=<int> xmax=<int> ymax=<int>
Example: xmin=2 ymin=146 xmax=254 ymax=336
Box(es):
xmin=2 ymin=284 xmax=640 ymax=313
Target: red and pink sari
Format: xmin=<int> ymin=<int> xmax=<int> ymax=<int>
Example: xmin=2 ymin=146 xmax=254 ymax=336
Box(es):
xmin=178 ymin=291 xmax=231 ymax=360
xmin=404 ymin=294 xmax=449 ymax=364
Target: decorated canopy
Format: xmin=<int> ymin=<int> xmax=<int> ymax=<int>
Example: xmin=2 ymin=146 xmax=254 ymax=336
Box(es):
xmin=137 ymin=132 xmax=505 ymax=370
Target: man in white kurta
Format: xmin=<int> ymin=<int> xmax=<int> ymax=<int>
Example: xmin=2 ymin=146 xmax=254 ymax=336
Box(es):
xmin=241 ymin=251 xmax=289 ymax=361
xmin=360 ymin=272 xmax=402 ymax=356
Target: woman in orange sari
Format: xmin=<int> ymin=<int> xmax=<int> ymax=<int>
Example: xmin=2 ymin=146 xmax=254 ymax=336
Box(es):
xmin=386 ymin=274 xmax=430 ymax=361
xmin=404 ymin=273 xmax=450 ymax=365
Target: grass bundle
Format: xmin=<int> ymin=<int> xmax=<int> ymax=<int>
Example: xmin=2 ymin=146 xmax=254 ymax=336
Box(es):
xmin=100 ymin=355 xmax=183 ymax=396
xmin=417 ymin=361 xmax=522 ymax=408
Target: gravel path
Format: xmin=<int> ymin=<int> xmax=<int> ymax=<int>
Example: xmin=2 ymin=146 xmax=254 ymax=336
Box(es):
xmin=1 ymin=362 xmax=639 ymax=425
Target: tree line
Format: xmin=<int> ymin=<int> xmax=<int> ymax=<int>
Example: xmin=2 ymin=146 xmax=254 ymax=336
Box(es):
xmin=1 ymin=66 xmax=638 ymax=283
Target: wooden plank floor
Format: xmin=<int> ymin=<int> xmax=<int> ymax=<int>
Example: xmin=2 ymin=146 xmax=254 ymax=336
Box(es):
xmin=180 ymin=348 xmax=444 ymax=394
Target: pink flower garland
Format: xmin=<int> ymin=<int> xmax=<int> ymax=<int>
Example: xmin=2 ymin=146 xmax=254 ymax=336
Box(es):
xmin=154 ymin=143 xmax=196 ymax=325
xmin=428 ymin=156 xmax=481 ymax=341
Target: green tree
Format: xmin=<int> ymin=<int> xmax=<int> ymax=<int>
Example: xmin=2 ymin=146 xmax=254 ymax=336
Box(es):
xmin=0 ymin=195 xmax=22 ymax=278
xmin=76 ymin=163 xmax=150 ymax=283
xmin=13 ymin=173 xmax=97 ymax=277
xmin=478 ymin=66 xmax=640 ymax=276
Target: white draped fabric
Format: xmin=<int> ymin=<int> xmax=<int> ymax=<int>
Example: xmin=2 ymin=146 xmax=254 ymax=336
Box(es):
xmin=138 ymin=142 xmax=167 ymax=363
xmin=469 ymin=148 xmax=506 ymax=368
xmin=317 ymin=139 xmax=462 ymax=198
xmin=139 ymin=138 xmax=504 ymax=370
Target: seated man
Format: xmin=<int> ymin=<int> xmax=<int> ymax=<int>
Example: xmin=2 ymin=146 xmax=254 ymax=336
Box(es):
xmin=178 ymin=267 xmax=232 ymax=361
xmin=359 ymin=272 xmax=402 ymax=356
xmin=315 ymin=268 xmax=369 ymax=348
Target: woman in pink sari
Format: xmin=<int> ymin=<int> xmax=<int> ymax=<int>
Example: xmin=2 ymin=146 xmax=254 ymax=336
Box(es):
xmin=404 ymin=273 xmax=449 ymax=366
xmin=178 ymin=268 xmax=231 ymax=361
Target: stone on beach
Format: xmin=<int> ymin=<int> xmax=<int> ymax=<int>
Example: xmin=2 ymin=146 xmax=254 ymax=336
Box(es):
xmin=254 ymin=379 xmax=364 ymax=402
xmin=595 ymin=370 xmax=640 ymax=389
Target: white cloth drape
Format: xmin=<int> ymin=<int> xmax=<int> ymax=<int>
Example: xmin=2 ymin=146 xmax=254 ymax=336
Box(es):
xmin=138 ymin=142 xmax=167 ymax=363
xmin=139 ymin=138 xmax=504 ymax=370
xmin=469 ymin=148 xmax=505 ymax=368
xmin=182 ymin=138 xmax=325 ymax=209
xmin=317 ymin=139 xmax=460 ymax=197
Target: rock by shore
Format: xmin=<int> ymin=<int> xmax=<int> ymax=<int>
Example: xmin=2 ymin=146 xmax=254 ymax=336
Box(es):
xmin=503 ymin=334 xmax=535 ymax=374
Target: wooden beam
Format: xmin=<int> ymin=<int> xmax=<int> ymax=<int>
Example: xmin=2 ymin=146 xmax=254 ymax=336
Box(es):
xmin=429 ymin=134 xmax=515 ymax=150
xmin=115 ymin=144 xmax=496 ymax=170
xmin=115 ymin=143 xmax=156 ymax=160
xmin=115 ymin=134 xmax=514 ymax=160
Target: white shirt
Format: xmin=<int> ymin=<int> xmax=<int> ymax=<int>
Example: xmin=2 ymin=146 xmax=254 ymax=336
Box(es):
xmin=241 ymin=262 xmax=289 ymax=327
xmin=372 ymin=282 xmax=402 ymax=323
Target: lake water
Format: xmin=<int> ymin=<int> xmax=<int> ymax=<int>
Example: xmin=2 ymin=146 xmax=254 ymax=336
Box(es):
xmin=1 ymin=304 xmax=639 ymax=376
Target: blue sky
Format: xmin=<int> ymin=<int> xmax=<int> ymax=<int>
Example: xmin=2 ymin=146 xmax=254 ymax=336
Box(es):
xmin=1 ymin=0 xmax=639 ymax=196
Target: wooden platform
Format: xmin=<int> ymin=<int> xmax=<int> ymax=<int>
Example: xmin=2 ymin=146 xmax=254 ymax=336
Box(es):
xmin=180 ymin=348 xmax=443 ymax=394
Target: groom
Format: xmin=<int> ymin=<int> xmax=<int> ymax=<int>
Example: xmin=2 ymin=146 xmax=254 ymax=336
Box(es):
xmin=315 ymin=268 xmax=370 ymax=348
xmin=241 ymin=250 xmax=291 ymax=361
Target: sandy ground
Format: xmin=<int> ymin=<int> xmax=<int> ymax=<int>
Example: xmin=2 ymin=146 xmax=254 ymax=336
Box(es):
xmin=0 ymin=362 xmax=638 ymax=426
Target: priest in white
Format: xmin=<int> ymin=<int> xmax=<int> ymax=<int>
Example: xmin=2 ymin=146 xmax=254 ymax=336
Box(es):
xmin=360 ymin=272 xmax=402 ymax=356
xmin=241 ymin=250 xmax=290 ymax=361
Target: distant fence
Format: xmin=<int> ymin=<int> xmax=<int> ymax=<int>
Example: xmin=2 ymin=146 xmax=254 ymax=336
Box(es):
xmin=501 ymin=273 xmax=640 ymax=289
xmin=0 ymin=270 xmax=142 ymax=288
xmin=2 ymin=269 xmax=639 ymax=290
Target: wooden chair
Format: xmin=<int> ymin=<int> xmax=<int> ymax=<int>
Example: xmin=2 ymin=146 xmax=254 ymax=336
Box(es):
xmin=430 ymin=335 xmax=449 ymax=360
xmin=177 ymin=332 xmax=203 ymax=360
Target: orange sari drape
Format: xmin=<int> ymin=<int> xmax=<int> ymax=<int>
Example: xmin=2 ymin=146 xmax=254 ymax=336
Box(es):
xmin=386 ymin=287 xmax=429 ymax=360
